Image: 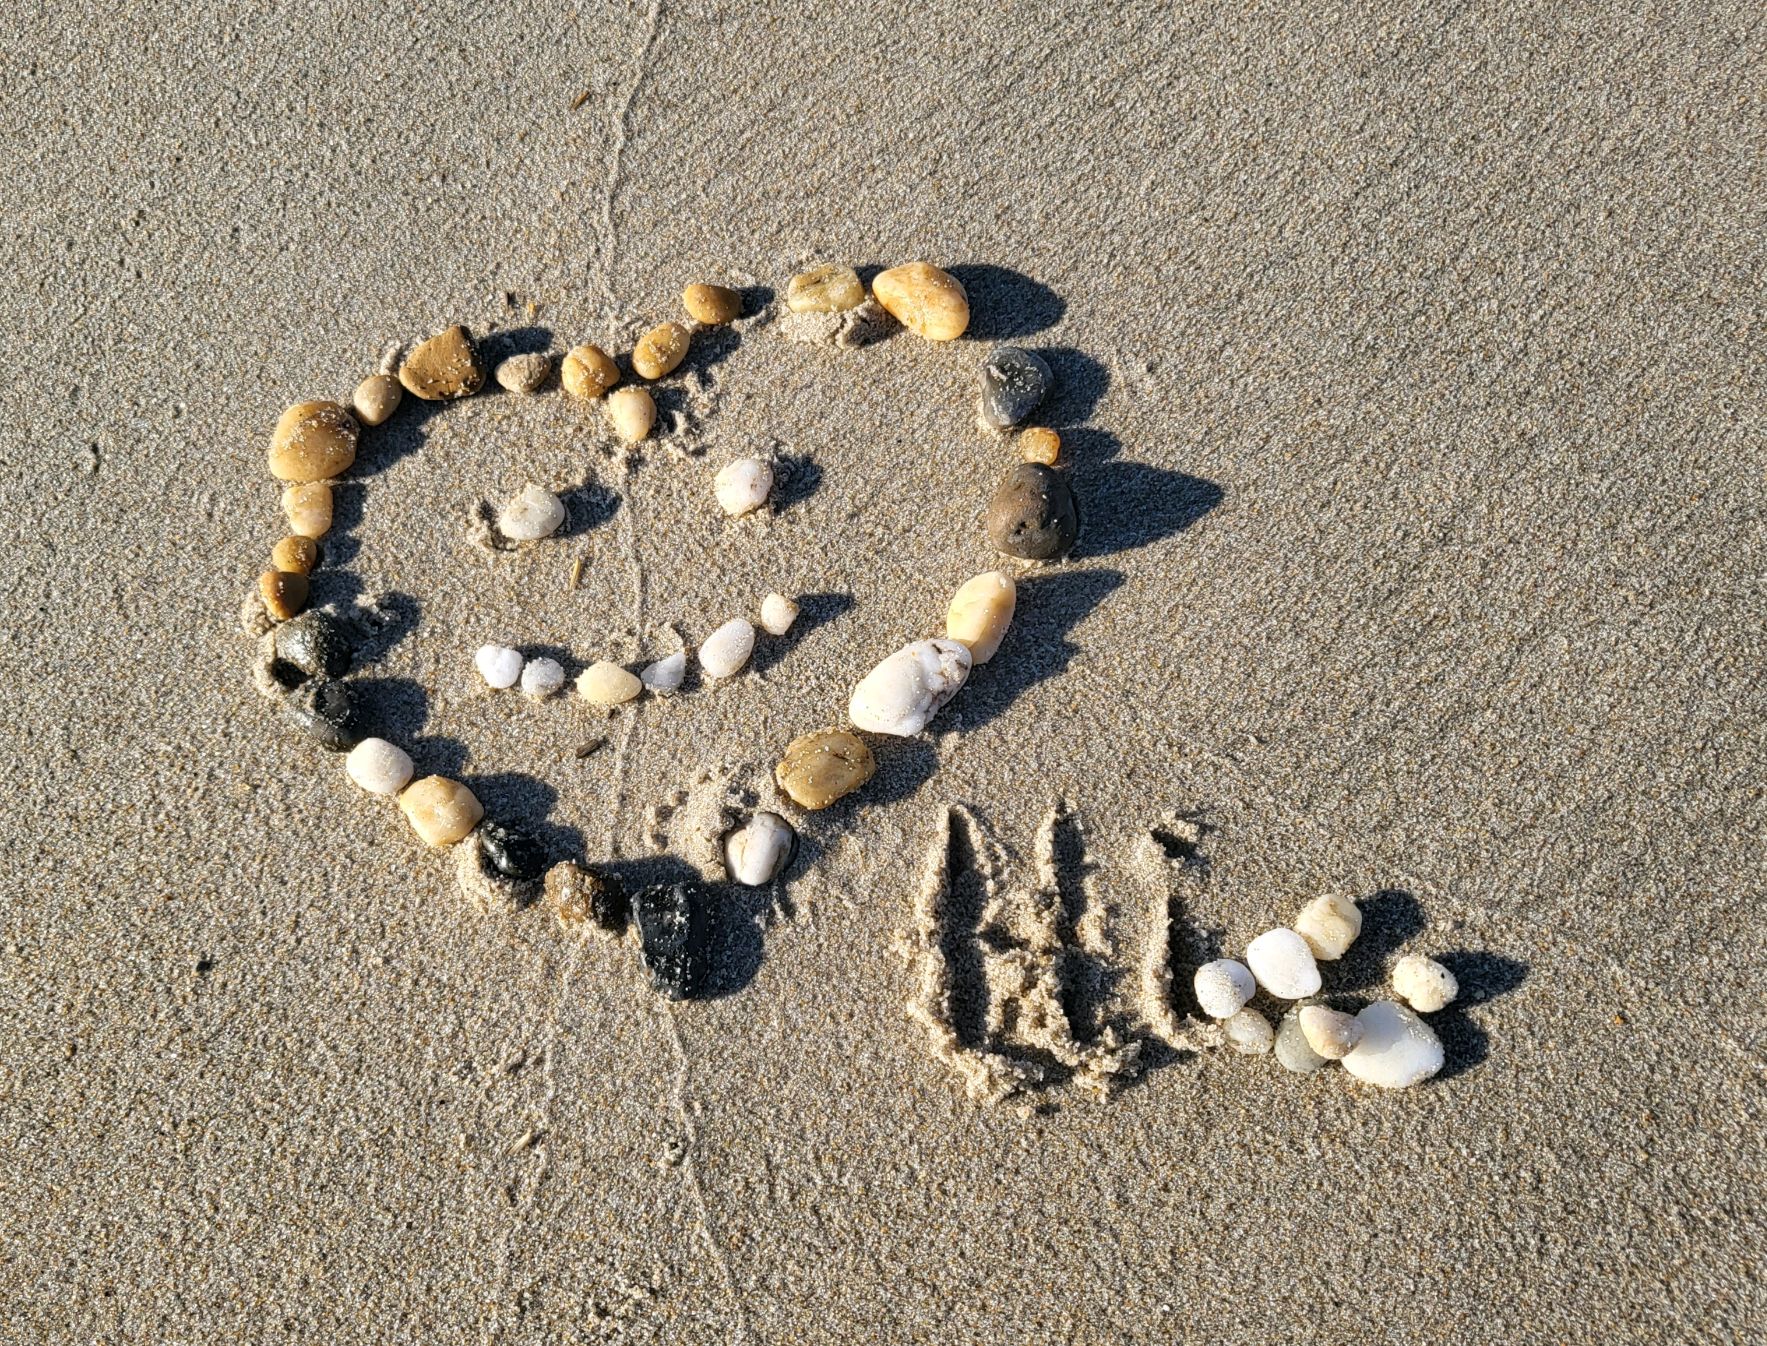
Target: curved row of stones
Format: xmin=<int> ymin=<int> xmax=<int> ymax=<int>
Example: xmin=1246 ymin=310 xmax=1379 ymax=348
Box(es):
xmin=245 ymin=262 xmax=1077 ymax=1000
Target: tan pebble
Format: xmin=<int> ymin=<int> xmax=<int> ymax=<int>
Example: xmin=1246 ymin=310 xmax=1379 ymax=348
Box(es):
xmin=1297 ymin=1005 xmax=1364 ymax=1060
xmin=576 ymin=660 xmax=643 ymax=705
xmin=945 ymin=571 xmax=1016 ymax=664
xmin=258 ymin=569 xmax=309 ymax=621
xmin=545 ymin=861 xmax=623 ymax=934
xmin=604 ymin=386 xmax=656 ymax=443
xmin=268 ymin=401 xmax=359 ymax=482
xmin=1294 ymin=893 xmax=1363 ymax=961
xmin=398 ymin=325 xmax=484 ymax=400
xmin=774 ymin=728 xmax=876 ymax=810
xmin=786 ymin=264 xmax=866 ymax=314
xmin=1018 ymin=427 xmax=1061 ymax=466
xmin=351 ymin=374 xmax=402 ymax=427
xmin=871 ymin=262 xmax=969 ymax=340
xmin=271 ymin=535 xmax=319 ymax=575
xmin=683 ymin=283 xmax=741 ymax=325
xmin=281 ymin=481 xmax=333 ymax=539
xmin=561 ymin=344 xmax=620 ymax=399
xmin=495 ymin=352 xmax=553 ymax=393
xmin=632 ymin=321 xmax=690 ymax=379
xmin=399 ymin=775 xmax=484 ymax=847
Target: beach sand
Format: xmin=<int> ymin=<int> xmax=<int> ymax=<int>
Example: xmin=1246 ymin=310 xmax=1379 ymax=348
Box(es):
xmin=2 ymin=1 xmax=1763 ymax=1341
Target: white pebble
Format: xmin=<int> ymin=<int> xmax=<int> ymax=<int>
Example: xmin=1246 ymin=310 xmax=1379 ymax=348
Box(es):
xmin=1392 ymin=954 xmax=1459 ymax=1013
xmin=1293 ymin=893 xmax=1362 ymax=961
xmin=698 ymin=619 xmax=756 ymax=680
xmin=1193 ymin=959 xmax=1256 ymax=1019
xmin=848 ymin=638 xmax=972 ymax=737
xmin=1297 ymin=1005 xmax=1364 ymax=1059
xmin=498 ymin=483 xmax=566 ymax=542
xmin=759 ymin=592 xmax=799 ymax=636
xmin=1222 ymin=1008 xmax=1274 ymax=1055
xmin=344 ymin=737 xmax=413 ymax=796
xmin=714 ymin=457 xmax=773 ymax=516
xmin=519 ymin=657 xmax=565 ymax=698
xmin=1341 ymin=1001 xmax=1445 ymax=1088
xmin=1244 ymin=928 xmax=1322 ymax=1000
xmin=724 ymin=811 xmax=796 ymax=885
xmin=1275 ymin=1013 xmax=1329 ymax=1074
xmin=641 ymin=651 xmax=686 ymax=694
xmin=475 ymin=643 xmax=523 ymax=689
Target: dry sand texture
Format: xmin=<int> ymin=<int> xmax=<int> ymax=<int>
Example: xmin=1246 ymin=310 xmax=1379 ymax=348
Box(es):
xmin=2 ymin=1 xmax=1765 ymax=1342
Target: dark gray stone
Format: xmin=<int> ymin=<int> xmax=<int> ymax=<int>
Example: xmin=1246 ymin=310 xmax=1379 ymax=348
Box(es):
xmin=478 ymin=821 xmax=547 ymax=883
xmin=979 ymin=345 xmax=1052 ymax=429
xmin=985 ymin=463 xmax=1080 ymax=559
xmin=272 ymin=610 xmax=353 ymax=682
xmin=633 ymin=882 xmax=712 ymax=1000
xmin=283 ymin=679 xmax=360 ymax=752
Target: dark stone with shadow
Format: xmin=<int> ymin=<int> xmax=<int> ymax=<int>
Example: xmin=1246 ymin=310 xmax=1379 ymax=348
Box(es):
xmin=633 ymin=880 xmax=714 ymax=1001
xmin=986 ymin=463 xmax=1079 ymax=559
xmin=273 ymin=610 xmax=353 ymax=682
xmin=478 ymin=820 xmax=547 ymax=883
xmin=979 ymin=345 xmax=1053 ymax=428
xmin=283 ymin=680 xmax=360 ymax=752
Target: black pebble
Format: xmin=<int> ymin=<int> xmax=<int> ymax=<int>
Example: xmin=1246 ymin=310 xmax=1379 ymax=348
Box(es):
xmin=478 ymin=821 xmax=547 ymax=883
xmin=986 ymin=462 xmax=1080 ymax=559
xmin=272 ymin=610 xmax=354 ymax=682
xmin=632 ymin=882 xmax=712 ymax=1000
xmin=979 ymin=345 xmax=1053 ymax=429
xmin=283 ymin=679 xmax=361 ymax=752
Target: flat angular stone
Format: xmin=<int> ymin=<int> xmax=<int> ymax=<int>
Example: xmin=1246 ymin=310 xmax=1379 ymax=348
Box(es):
xmin=633 ymin=881 xmax=713 ymax=1000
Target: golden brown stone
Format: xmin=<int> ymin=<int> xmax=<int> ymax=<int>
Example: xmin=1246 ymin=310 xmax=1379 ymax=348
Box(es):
xmin=1018 ymin=427 xmax=1062 ymax=466
xmin=281 ymin=481 xmax=333 ymax=539
xmin=631 ymin=321 xmax=690 ymax=379
xmin=268 ymin=401 xmax=359 ymax=482
xmin=258 ymin=569 xmax=309 ymax=621
xmin=560 ymin=344 xmax=620 ymax=399
xmin=271 ymin=535 xmax=319 ymax=575
xmin=683 ymin=283 xmax=741 ymax=325
xmin=786 ymin=264 xmax=865 ymax=314
xmin=398 ymin=325 xmax=484 ymax=400
xmin=774 ymin=728 xmax=876 ymax=810
xmin=398 ymin=776 xmax=484 ymax=847
xmin=872 ymin=262 xmax=969 ymax=340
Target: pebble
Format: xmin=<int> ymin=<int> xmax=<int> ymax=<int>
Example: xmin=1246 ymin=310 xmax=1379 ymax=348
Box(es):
xmin=632 ymin=321 xmax=690 ymax=380
xmin=713 ymin=457 xmax=773 ymax=516
xmin=271 ymin=535 xmax=318 ymax=575
xmin=1245 ymin=928 xmax=1323 ymax=1000
xmin=1193 ymin=959 xmax=1257 ymax=1019
xmin=633 ymin=881 xmax=713 ymax=1000
xmin=398 ymin=325 xmax=484 ymax=400
xmin=475 ymin=644 xmax=524 ymax=690
xmin=871 ymin=262 xmax=970 ymax=340
xmin=519 ymin=657 xmax=565 ymax=698
xmin=273 ymin=610 xmax=353 ymax=680
xmin=351 ymin=374 xmax=402 ymax=427
xmin=775 ymin=727 xmax=875 ymax=810
xmin=724 ymin=811 xmax=796 ymax=885
xmin=986 ymin=463 xmax=1079 ymax=560
xmin=1018 ymin=427 xmax=1062 ymax=466
xmin=979 ymin=346 xmax=1053 ymax=428
xmin=1293 ymin=893 xmax=1363 ymax=961
xmin=1297 ymin=1005 xmax=1364 ymax=1060
xmin=848 ymin=638 xmax=971 ymax=737
xmin=1222 ymin=1008 xmax=1274 ymax=1055
xmin=498 ymin=483 xmax=566 ymax=542
xmin=786 ymin=263 xmax=866 ymax=314
xmin=683 ymin=282 xmax=741 ymax=325
xmin=1393 ymin=954 xmax=1459 ymax=1013
xmin=494 ymin=352 xmax=552 ymax=393
xmin=604 ymin=386 xmax=656 ymax=442
xmin=1275 ymin=1013 xmax=1330 ymax=1073
xmin=399 ymin=775 xmax=484 ymax=847
xmin=259 ymin=569 xmax=309 ymax=621
xmin=345 ymin=737 xmax=413 ymax=796
xmin=268 ymin=401 xmax=359 ymax=482
xmin=944 ymin=571 xmax=1016 ymax=664
xmin=759 ymin=592 xmax=799 ymax=636
xmin=284 ymin=679 xmax=360 ymax=752
xmin=577 ymin=661 xmax=643 ymax=705
xmin=561 ymin=343 xmax=619 ymax=399
xmin=545 ymin=861 xmax=629 ymax=934
xmin=698 ymin=618 xmax=756 ymax=679
xmin=640 ymin=651 xmax=686 ymax=695
xmin=1341 ymin=1001 xmax=1445 ymax=1088
xmin=477 ymin=820 xmax=547 ymax=883
xmin=281 ymin=482 xmax=333 ymax=539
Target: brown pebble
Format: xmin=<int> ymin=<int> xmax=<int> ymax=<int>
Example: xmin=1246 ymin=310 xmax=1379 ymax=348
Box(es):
xmin=775 ymin=728 xmax=876 ymax=810
xmin=986 ymin=462 xmax=1079 ymax=560
xmin=271 ymin=535 xmax=319 ymax=575
xmin=561 ymin=344 xmax=620 ymax=399
xmin=632 ymin=321 xmax=690 ymax=379
xmin=399 ymin=776 xmax=484 ymax=847
xmin=1018 ymin=427 xmax=1061 ymax=466
xmin=281 ymin=481 xmax=334 ymax=539
xmin=786 ymin=264 xmax=866 ymax=314
xmin=259 ymin=569 xmax=309 ymax=621
xmin=268 ymin=401 xmax=359 ymax=482
xmin=398 ymin=325 xmax=485 ymax=400
xmin=351 ymin=374 xmax=402 ymax=427
xmin=683 ymin=283 xmax=741 ymax=325
xmin=574 ymin=737 xmax=607 ymax=759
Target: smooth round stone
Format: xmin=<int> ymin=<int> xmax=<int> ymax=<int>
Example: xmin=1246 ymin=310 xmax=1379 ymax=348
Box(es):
xmin=475 ymin=644 xmax=523 ymax=690
xmin=545 ymin=861 xmax=629 ymax=934
xmin=399 ymin=775 xmax=484 ymax=847
xmin=640 ymin=651 xmax=686 ymax=695
xmin=1294 ymin=893 xmax=1363 ymax=961
xmin=1245 ymin=928 xmax=1323 ymax=1000
xmin=561 ymin=343 xmax=619 ymax=399
xmin=1222 ymin=1008 xmax=1274 ymax=1055
xmin=714 ymin=457 xmax=773 ymax=516
xmin=759 ymin=593 xmax=799 ymax=636
xmin=725 ymin=811 xmax=796 ymax=886
xmin=945 ymin=570 xmax=1016 ymax=665
xmin=632 ymin=321 xmax=690 ymax=380
xmin=1298 ymin=1005 xmax=1364 ymax=1060
xmin=495 ymin=352 xmax=552 ymax=393
xmin=1342 ymin=1001 xmax=1445 ymax=1088
xmin=577 ymin=661 xmax=642 ymax=705
xmin=268 ymin=401 xmax=359 ymax=482
xmin=1275 ymin=1013 xmax=1330 ymax=1074
xmin=498 ymin=484 xmax=566 ymax=542
xmin=281 ymin=481 xmax=333 ymax=540
xmin=351 ymin=374 xmax=402 ymax=427
xmin=271 ymin=535 xmax=318 ymax=575
xmin=1018 ymin=427 xmax=1062 ymax=466
xmin=1393 ymin=955 xmax=1460 ymax=1013
xmin=345 ymin=737 xmax=414 ymax=796
xmin=1193 ymin=958 xmax=1256 ymax=1019
xmin=284 ymin=679 xmax=360 ymax=752
xmin=604 ymin=386 xmax=655 ymax=442
xmin=398 ymin=325 xmax=484 ymax=400
xmin=273 ymin=610 xmax=353 ymax=680
xmin=683 ymin=283 xmax=741 ymax=325
xmin=633 ymin=881 xmax=713 ymax=1000
xmin=519 ymin=657 xmax=565 ymax=698
xmin=699 ymin=619 xmax=756 ymax=680
xmin=979 ymin=345 xmax=1053 ymax=429
xmin=259 ymin=569 xmax=309 ymax=621
xmin=871 ymin=261 xmax=969 ymax=340
xmin=848 ymin=638 xmax=971 ymax=737
xmin=986 ymin=463 xmax=1079 ymax=560
xmin=477 ymin=820 xmax=547 ymax=883
xmin=775 ymin=728 xmax=875 ymax=810
xmin=786 ymin=264 xmax=865 ymax=314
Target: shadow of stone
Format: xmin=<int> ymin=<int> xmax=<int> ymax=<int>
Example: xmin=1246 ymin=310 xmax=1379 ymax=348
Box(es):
xmin=957 ymin=569 xmax=1125 ymax=731
xmin=771 ymin=453 xmax=822 ymax=512
xmin=947 ymin=264 xmax=1066 ymax=340
xmin=559 ymin=476 xmax=622 ymax=536
xmin=1037 ymin=347 xmax=1111 ymax=426
xmin=350 ymin=393 xmax=450 ymax=479
xmin=1069 ymin=451 xmax=1224 ymax=559
xmin=481 ymin=324 xmax=556 ymax=364
xmin=598 ymin=854 xmax=766 ymax=1001
xmin=751 ymin=591 xmax=856 ymax=676
xmin=1433 ymin=950 xmax=1529 ymax=1080
xmin=1330 ymin=889 xmax=1428 ymax=992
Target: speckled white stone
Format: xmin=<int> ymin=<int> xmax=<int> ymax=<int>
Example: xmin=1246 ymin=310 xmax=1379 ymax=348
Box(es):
xmin=760 ymin=592 xmax=799 ymax=636
xmin=475 ymin=643 xmax=523 ymax=689
xmin=714 ymin=457 xmax=773 ymax=516
xmin=1193 ymin=959 xmax=1257 ymax=1019
xmin=1393 ymin=955 xmax=1460 ymax=1013
xmin=848 ymin=638 xmax=972 ymax=737
xmin=1342 ymin=1001 xmax=1445 ymax=1088
xmin=1245 ymin=927 xmax=1322 ymax=1000
xmin=1222 ymin=1008 xmax=1274 ymax=1055
xmin=699 ymin=619 xmax=756 ymax=679
xmin=498 ymin=483 xmax=566 ymax=541
xmin=640 ymin=651 xmax=686 ymax=694
xmin=345 ymin=737 xmax=413 ymax=796
xmin=724 ymin=811 xmax=796 ymax=885
xmin=519 ymin=657 xmax=565 ymax=698
xmin=1293 ymin=893 xmax=1363 ymax=961
xmin=1298 ymin=1005 xmax=1364 ymax=1060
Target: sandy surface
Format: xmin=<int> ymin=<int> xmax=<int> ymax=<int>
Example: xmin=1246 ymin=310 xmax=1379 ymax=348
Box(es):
xmin=3 ymin=2 xmax=1764 ymax=1341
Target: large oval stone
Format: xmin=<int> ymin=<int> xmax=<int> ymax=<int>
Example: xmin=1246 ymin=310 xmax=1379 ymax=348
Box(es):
xmin=985 ymin=463 xmax=1079 ymax=559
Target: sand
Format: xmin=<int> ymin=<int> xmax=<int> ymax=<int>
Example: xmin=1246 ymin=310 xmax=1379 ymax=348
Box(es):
xmin=2 ymin=1 xmax=1764 ymax=1341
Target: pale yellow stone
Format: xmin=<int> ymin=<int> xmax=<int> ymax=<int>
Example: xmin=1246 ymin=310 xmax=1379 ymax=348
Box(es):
xmin=399 ymin=775 xmax=484 ymax=847
xmin=258 ymin=569 xmax=309 ymax=621
xmin=398 ymin=325 xmax=484 ymax=400
xmin=281 ymin=482 xmax=333 ymax=539
xmin=604 ymin=386 xmax=656 ymax=442
xmin=871 ymin=262 xmax=969 ymax=340
xmin=786 ymin=264 xmax=865 ymax=314
xmin=561 ymin=344 xmax=619 ymax=399
xmin=1018 ymin=427 xmax=1061 ymax=466
xmin=1294 ymin=893 xmax=1363 ymax=961
xmin=683 ymin=283 xmax=741 ymax=325
xmin=945 ymin=570 xmax=1017 ymax=665
xmin=351 ymin=373 xmax=402 ymax=427
xmin=632 ymin=321 xmax=690 ymax=379
xmin=271 ymin=535 xmax=318 ymax=575
xmin=268 ymin=401 xmax=359 ymax=482
xmin=576 ymin=660 xmax=643 ymax=705
xmin=774 ymin=728 xmax=875 ymax=810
